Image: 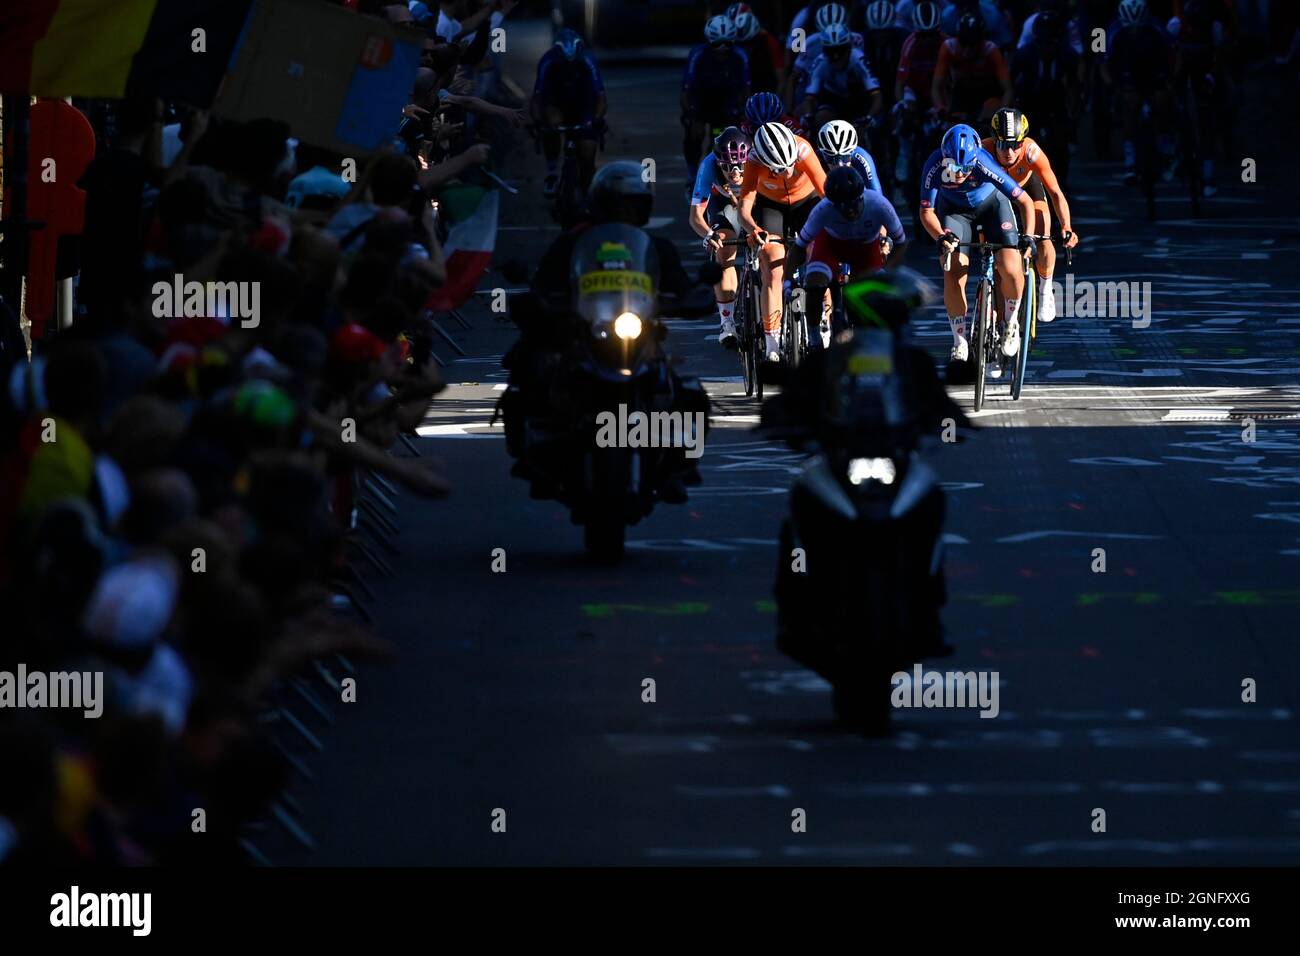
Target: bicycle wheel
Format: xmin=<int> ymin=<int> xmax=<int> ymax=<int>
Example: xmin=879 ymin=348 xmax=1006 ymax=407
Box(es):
xmin=736 ymin=269 xmax=755 ymax=397
xmin=972 ymin=279 xmax=991 ymax=412
xmin=1011 ymin=264 xmax=1034 ymax=401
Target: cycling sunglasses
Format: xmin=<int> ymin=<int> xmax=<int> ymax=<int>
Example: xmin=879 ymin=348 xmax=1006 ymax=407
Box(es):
xmin=995 ymin=139 xmax=1021 ymax=152
xmin=709 ymin=40 xmax=733 ymax=50
xmin=722 ymin=162 xmax=746 ymax=176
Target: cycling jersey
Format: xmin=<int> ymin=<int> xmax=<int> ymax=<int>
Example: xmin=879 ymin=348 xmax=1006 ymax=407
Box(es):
xmin=1105 ymin=22 xmax=1175 ymax=90
xmin=919 ymin=146 xmax=1022 ymax=210
xmin=691 ymin=154 xmax=741 ymax=206
xmin=821 ymin=146 xmax=883 ymax=194
xmin=534 ymin=47 xmax=605 ymax=114
xmin=797 ymin=189 xmax=905 ymax=246
xmin=792 ymin=30 xmax=866 ymax=76
xmin=741 ymin=30 xmax=786 ymax=93
xmin=933 ymin=38 xmax=1010 ymax=101
xmin=683 ymin=43 xmax=751 ymax=94
xmin=741 ymin=134 xmax=827 ymax=205
xmin=1167 ymin=15 xmax=1226 ymax=78
xmin=979 ymin=136 xmax=1061 ymax=193
xmin=861 ymin=27 xmax=908 ymax=105
xmin=896 ymin=30 xmax=948 ymax=104
xmin=805 ymin=49 xmax=881 ymax=99
xmin=1010 ymin=41 xmax=1080 ymax=121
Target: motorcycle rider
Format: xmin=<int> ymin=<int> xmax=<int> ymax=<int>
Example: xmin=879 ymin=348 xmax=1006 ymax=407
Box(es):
xmin=505 ymin=162 xmax=700 ymax=498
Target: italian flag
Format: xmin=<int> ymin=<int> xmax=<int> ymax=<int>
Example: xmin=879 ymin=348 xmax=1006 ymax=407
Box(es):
xmin=427 ymin=183 xmax=499 ymax=313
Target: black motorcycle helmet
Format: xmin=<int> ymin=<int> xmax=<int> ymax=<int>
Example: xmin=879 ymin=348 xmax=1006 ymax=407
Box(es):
xmin=587 ymin=160 xmax=653 ymax=227
xmin=957 ymin=12 xmax=985 ymax=48
xmin=824 ymin=164 xmax=866 ymax=220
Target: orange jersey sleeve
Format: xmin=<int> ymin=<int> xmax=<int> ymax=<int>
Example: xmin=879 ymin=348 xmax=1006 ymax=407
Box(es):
xmin=1026 ymin=140 xmax=1061 ymax=194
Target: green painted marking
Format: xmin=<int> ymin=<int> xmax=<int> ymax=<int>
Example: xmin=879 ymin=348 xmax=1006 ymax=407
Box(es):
xmin=754 ymin=599 xmax=777 ymax=614
xmin=580 ymin=602 xmax=712 ymax=618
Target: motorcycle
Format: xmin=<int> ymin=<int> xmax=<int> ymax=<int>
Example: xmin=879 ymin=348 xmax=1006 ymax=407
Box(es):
xmin=764 ymin=320 xmax=966 ymax=733
xmin=500 ymin=223 xmax=711 ymax=563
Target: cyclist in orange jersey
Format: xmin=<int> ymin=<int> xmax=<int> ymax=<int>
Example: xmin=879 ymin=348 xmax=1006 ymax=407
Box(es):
xmin=738 ymin=121 xmax=827 ymax=361
xmin=983 ymin=107 xmax=1079 ymax=323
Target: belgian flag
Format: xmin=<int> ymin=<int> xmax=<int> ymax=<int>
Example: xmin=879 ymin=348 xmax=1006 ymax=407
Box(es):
xmin=0 ymin=0 xmax=254 ymax=105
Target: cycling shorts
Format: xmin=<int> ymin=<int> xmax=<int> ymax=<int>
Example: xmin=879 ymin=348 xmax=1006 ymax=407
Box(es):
xmin=940 ymin=189 xmax=1019 ymax=249
xmin=707 ymin=194 xmax=740 ymax=233
xmin=754 ymin=193 xmax=820 ymax=240
xmin=805 ymin=232 xmax=885 ymax=282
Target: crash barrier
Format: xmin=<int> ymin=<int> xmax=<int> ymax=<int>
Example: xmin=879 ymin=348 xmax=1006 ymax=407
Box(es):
xmin=239 ymin=446 xmax=415 ymax=863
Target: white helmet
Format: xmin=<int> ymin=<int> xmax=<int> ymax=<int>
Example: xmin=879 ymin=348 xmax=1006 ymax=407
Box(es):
xmin=865 ymin=0 xmax=894 ymax=31
xmin=814 ymin=3 xmax=849 ymax=34
xmin=753 ymin=121 xmax=799 ymax=172
xmin=705 ymin=14 xmax=737 ymax=43
xmin=731 ymin=5 xmax=761 ymax=42
xmin=817 ymin=118 xmax=857 ymax=156
xmin=821 ymin=22 xmax=851 ymax=50
xmin=912 ymin=1 xmax=940 ymax=32
xmin=1117 ymin=0 xmax=1147 ymax=27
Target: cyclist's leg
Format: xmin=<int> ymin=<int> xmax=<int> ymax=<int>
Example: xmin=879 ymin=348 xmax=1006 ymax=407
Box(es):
xmin=711 ymin=200 xmax=741 ymax=343
xmin=542 ymin=104 xmax=564 ymax=186
xmin=939 ymin=205 xmax=974 ymax=357
xmin=983 ymin=193 xmax=1025 ymax=354
xmin=803 ymin=234 xmax=837 ymax=346
xmin=1119 ymin=84 xmax=1140 ymax=175
xmin=754 ymin=197 xmax=786 ymax=343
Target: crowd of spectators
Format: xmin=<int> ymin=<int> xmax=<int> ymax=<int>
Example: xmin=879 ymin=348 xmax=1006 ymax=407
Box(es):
xmin=0 ymin=0 xmax=522 ymax=864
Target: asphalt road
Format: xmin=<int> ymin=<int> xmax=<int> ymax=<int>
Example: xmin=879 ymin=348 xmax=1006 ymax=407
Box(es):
xmin=283 ymin=54 xmax=1300 ymax=865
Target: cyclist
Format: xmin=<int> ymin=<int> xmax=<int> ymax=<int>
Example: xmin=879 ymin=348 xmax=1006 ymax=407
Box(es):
xmin=800 ymin=24 xmax=885 ymax=140
xmin=690 ymin=127 xmax=752 ymax=348
xmin=816 ymin=118 xmax=883 ymax=194
xmin=938 ymin=0 xmax=1014 ymax=48
xmin=918 ymin=123 xmax=1037 ymax=364
xmin=1102 ymin=0 xmax=1176 ymax=184
xmin=730 ymin=3 xmax=788 ymax=99
xmin=982 ymin=108 xmax=1079 ymax=324
xmin=1009 ymin=7 xmax=1083 ymax=191
xmin=531 ymin=29 xmax=607 ymax=198
xmin=1167 ymin=0 xmax=1230 ymax=197
xmin=738 ymin=121 xmax=828 ymax=361
xmin=785 ymin=3 xmax=864 ymax=113
xmin=1016 ymin=0 xmax=1084 ymax=55
xmin=796 ymin=164 xmax=907 ymax=344
xmin=932 ymin=13 xmax=1013 ymax=123
xmin=682 ymin=16 xmax=752 ymax=179
xmin=893 ymin=1 xmax=948 ymax=188
xmin=858 ymin=0 xmax=910 ymax=186
xmin=741 ymin=91 xmax=806 ymax=139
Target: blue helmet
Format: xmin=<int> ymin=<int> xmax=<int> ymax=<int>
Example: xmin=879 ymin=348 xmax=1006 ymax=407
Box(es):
xmin=744 ymin=91 xmax=783 ymax=127
xmin=555 ymin=28 xmax=583 ymax=60
xmin=941 ymin=123 xmax=981 ymax=172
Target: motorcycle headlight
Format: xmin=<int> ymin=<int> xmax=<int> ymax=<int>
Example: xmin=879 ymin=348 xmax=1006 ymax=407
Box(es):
xmin=613 ymin=312 xmax=643 ymax=341
xmin=847 ymin=457 xmax=896 ymax=486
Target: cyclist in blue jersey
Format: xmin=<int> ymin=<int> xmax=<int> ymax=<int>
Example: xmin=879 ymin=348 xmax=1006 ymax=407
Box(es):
xmin=815 ymin=118 xmax=882 ymax=194
xmin=800 ymin=24 xmax=884 ymax=141
xmin=688 ymin=128 xmax=752 ymax=348
xmin=1102 ymin=0 xmax=1176 ymax=183
xmin=682 ymin=16 xmax=752 ymax=178
xmin=917 ymin=123 xmax=1036 ymax=364
xmin=797 ymin=164 xmax=906 ymax=345
xmin=531 ymin=29 xmax=606 ymax=198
